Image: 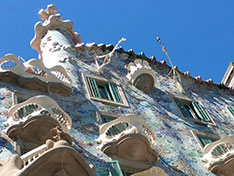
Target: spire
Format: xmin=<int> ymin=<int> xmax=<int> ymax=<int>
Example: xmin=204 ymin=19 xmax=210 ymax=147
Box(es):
xmin=156 ymin=37 xmax=185 ymax=93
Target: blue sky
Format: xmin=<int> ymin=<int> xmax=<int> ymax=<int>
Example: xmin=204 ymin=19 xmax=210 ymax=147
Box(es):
xmin=0 ymin=1 xmax=233 ymax=83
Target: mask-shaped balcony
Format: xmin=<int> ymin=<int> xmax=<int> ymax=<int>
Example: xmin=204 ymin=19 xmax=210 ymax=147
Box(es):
xmin=4 ymin=95 xmax=72 ymax=152
xmin=96 ymin=115 xmax=158 ymax=170
xmin=126 ymin=59 xmax=156 ymax=92
xmin=0 ymin=140 xmax=96 ymax=176
xmin=201 ymin=136 xmax=234 ymax=176
xmin=0 ymin=54 xmax=72 ymax=96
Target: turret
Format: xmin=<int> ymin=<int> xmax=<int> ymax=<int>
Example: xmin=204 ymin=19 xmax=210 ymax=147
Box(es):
xmin=30 ymin=4 xmax=81 ymax=71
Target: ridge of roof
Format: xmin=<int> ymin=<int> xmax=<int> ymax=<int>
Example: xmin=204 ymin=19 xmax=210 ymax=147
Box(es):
xmin=72 ymin=42 xmax=234 ymax=95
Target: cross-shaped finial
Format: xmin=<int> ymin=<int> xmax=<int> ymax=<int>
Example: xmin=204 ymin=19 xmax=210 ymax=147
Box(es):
xmin=38 ymin=4 xmax=58 ymax=20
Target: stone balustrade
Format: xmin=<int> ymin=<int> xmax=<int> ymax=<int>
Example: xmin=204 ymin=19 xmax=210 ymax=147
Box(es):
xmin=97 ymin=115 xmax=156 ymax=148
xmin=0 ymin=54 xmax=72 ymax=96
xmin=0 ymin=140 xmax=96 ymax=176
xmin=5 ymin=95 xmax=72 ymax=134
xmin=201 ymin=136 xmax=234 ymax=175
xmin=21 ymin=143 xmax=48 ymax=168
xmin=97 ymin=115 xmax=157 ymax=170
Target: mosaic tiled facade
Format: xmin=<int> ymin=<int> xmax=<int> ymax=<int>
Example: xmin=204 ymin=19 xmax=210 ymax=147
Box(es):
xmin=0 ymin=4 xmax=234 ymax=176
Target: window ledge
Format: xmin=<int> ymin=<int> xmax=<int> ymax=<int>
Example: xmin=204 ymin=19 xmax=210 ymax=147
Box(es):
xmin=90 ymin=97 xmax=129 ymax=107
xmin=181 ymin=117 xmax=216 ymax=127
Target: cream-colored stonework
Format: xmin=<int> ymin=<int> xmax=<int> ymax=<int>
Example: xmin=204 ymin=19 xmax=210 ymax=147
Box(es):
xmin=0 ymin=54 xmax=72 ymax=96
xmin=4 ymin=95 xmax=72 ymax=134
xmin=126 ymin=59 xmax=156 ymax=92
xmin=201 ymin=136 xmax=234 ymax=175
xmin=0 ymin=140 xmax=96 ymax=176
xmin=96 ymin=115 xmax=157 ymax=169
xmin=131 ymin=166 xmax=168 ymax=176
xmin=31 ymin=4 xmax=81 ymax=57
xmin=0 ymin=54 xmax=71 ymax=86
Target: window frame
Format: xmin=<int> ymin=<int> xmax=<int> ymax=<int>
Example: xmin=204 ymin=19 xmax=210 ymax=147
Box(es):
xmin=96 ymin=111 xmax=119 ymax=124
xmin=82 ymin=73 xmax=129 ymax=107
xmin=227 ymin=105 xmax=234 ymax=117
xmin=191 ymin=130 xmax=220 ymax=150
xmin=169 ymin=93 xmax=216 ymax=126
xmin=12 ymin=91 xmax=30 ymax=105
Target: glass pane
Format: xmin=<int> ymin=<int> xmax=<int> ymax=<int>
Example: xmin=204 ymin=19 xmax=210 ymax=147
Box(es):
xmin=184 ymin=105 xmax=195 ymax=119
xmin=198 ymin=135 xmax=217 ymax=147
xmin=21 ymin=149 xmax=29 ymax=155
xmin=97 ymin=85 xmax=113 ymax=100
xmin=101 ymin=115 xmax=116 ymax=123
xmin=17 ymin=98 xmax=25 ymax=104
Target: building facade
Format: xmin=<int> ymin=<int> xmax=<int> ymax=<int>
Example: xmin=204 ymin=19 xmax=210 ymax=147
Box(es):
xmin=0 ymin=4 xmax=234 ymax=176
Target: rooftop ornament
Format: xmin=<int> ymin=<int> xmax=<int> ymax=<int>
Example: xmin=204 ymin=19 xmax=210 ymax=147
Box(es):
xmin=30 ymin=4 xmax=81 ymax=60
xmin=94 ymin=38 xmax=126 ymax=72
xmin=156 ymin=37 xmax=185 ymax=93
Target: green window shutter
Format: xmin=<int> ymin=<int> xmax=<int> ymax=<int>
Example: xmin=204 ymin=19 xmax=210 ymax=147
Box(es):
xmin=87 ymin=77 xmax=101 ymax=98
xmin=108 ymin=83 xmax=123 ymax=103
xmin=198 ymin=136 xmax=217 ymax=147
xmin=174 ymin=98 xmax=191 ymax=118
xmin=192 ymin=101 xmax=211 ymax=122
xmin=227 ymin=106 xmax=234 ymax=116
xmin=108 ymin=160 xmax=124 ymax=176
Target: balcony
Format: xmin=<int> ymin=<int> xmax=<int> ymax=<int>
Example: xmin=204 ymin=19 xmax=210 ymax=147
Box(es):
xmin=96 ymin=115 xmax=158 ymax=170
xmin=201 ymin=136 xmax=234 ymax=176
xmin=0 ymin=54 xmax=72 ymax=96
xmin=126 ymin=59 xmax=156 ymax=92
xmin=4 ymin=95 xmax=72 ymax=152
xmin=0 ymin=140 xmax=96 ymax=176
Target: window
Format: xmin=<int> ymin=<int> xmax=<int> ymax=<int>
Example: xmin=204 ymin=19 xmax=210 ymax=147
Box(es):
xmin=227 ymin=106 xmax=234 ymax=116
xmin=97 ymin=112 xmax=118 ymax=123
xmin=99 ymin=160 xmax=124 ymax=176
xmin=173 ymin=96 xmax=215 ymax=125
xmin=197 ymin=135 xmax=217 ymax=147
xmin=191 ymin=131 xmax=220 ymax=150
xmin=12 ymin=91 xmax=28 ymax=105
xmin=20 ymin=148 xmax=30 ymax=155
xmin=82 ymin=73 xmax=128 ymax=107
